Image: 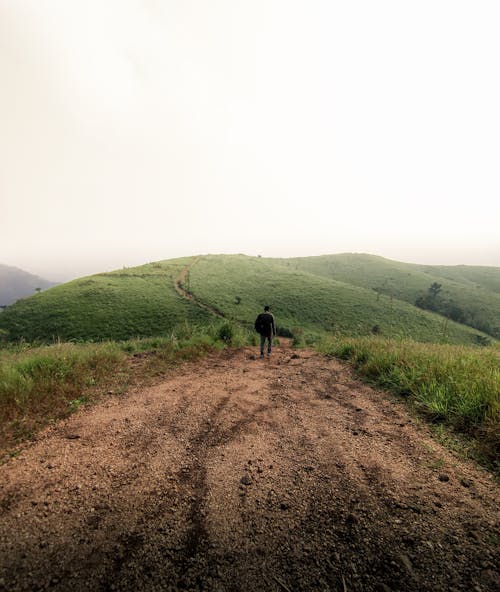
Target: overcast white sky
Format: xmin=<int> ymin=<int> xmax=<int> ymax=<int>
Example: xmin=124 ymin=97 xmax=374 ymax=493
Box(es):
xmin=1 ymin=0 xmax=499 ymax=281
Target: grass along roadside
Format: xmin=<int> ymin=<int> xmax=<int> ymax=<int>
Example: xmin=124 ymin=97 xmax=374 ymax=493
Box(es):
xmin=0 ymin=321 xmax=251 ymax=460
xmin=318 ymin=336 xmax=500 ymax=472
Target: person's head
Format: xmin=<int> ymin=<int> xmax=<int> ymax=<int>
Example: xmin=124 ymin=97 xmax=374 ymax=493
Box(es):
xmin=264 ymin=305 xmax=270 ymax=312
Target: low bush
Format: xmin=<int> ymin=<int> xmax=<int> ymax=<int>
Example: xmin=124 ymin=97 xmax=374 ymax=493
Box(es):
xmin=291 ymin=327 xmax=305 ymax=348
xmin=276 ymin=327 xmax=293 ymax=338
xmin=217 ymin=321 xmax=236 ymax=344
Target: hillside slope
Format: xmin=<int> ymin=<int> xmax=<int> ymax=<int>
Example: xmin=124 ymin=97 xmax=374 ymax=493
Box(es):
xmin=428 ymin=264 xmax=500 ymax=294
xmin=0 ymin=254 xmax=496 ymax=345
xmin=187 ymin=255 xmax=489 ymax=345
xmin=281 ymin=254 xmax=500 ymax=338
xmin=0 ymin=264 xmax=56 ymax=307
xmin=0 ymin=259 xmax=213 ymax=341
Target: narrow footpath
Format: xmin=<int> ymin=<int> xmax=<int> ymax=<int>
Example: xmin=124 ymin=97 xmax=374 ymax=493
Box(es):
xmin=173 ymin=257 xmax=225 ymax=319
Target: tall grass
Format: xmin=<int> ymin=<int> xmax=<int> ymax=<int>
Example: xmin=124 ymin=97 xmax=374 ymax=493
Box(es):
xmin=0 ymin=321 xmax=252 ymax=456
xmin=0 ymin=342 xmax=125 ymax=451
xmin=319 ymin=337 xmax=499 ymax=468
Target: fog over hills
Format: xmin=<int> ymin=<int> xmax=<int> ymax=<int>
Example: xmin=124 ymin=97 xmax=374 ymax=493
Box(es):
xmin=1 ymin=2 xmax=499 ymax=280
xmin=0 ymin=264 xmax=57 ymax=307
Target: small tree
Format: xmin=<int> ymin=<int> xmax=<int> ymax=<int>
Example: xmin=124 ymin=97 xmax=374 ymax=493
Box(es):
xmin=429 ymin=282 xmax=442 ymax=299
xmin=416 ymin=282 xmax=443 ymax=312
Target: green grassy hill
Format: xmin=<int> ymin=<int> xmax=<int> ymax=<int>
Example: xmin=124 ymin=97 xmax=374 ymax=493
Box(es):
xmin=426 ymin=264 xmax=500 ymax=294
xmin=280 ymin=254 xmax=500 ymax=339
xmin=187 ymin=255 xmax=491 ymax=345
xmin=0 ymin=259 xmax=212 ymax=341
xmin=0 ymin=254 xmax=497 ymax=345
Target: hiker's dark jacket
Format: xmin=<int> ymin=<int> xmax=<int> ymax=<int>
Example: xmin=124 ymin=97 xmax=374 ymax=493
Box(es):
xmin=255 ymin=312 xmax=276 ymax=337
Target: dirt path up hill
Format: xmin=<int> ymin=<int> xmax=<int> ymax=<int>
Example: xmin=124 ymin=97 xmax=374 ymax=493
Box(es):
xmin=0 ymin=343 xmax=498 ymax=592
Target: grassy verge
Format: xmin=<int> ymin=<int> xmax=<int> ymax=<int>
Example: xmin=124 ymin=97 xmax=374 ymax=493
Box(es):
xmin=319 ymin=336 xmax=499 ymax=472
xmin=0 ymin=321 xmax=252 ymax=460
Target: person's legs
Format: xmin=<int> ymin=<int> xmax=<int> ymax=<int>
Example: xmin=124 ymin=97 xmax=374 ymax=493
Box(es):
xmin=267 ymin=335 xmax=272 ymax=355
xmin=260 ymin=334 xmax=266 ymax=357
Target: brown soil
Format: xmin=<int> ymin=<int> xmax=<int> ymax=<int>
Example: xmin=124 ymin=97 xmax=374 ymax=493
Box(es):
xmin=0 ymin=343 xmax=498 ymax=592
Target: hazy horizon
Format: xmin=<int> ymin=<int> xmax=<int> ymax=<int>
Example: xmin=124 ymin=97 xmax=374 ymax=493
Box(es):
xmin=2 ymin=1 xmax=499 ymax=283
xmin=2 ymin=249 xmax=500 ymax=285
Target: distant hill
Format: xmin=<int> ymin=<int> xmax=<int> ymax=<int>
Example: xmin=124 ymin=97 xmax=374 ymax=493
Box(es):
xmin=278 ymin=254 xmax=500 ymax=339
xmin=0 ymin=264 xmax=57 ymax=307
xmin=0 ymin=254 xmax=496 ymax=346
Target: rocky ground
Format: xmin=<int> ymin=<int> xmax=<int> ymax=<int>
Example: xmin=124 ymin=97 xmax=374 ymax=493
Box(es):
xmin=0 ymin=343 xmax=498 ymax=591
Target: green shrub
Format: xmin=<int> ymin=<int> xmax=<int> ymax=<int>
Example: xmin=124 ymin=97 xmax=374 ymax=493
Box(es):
xmin=217 ymin=321 xmax=235 ymax=344
xmin=291 ymin=327 xmax=305 ymax=348
xmin=214 ymin=321 xmax=251 ymax=347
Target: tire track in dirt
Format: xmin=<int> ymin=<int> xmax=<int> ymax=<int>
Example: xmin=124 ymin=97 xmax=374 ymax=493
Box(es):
xmin=0 ymin=344 xmax=498 ymax=592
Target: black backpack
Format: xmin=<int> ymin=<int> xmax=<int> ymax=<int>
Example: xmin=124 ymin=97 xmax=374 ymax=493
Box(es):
xmin=255 ymin=312 xmax=273 ymax=335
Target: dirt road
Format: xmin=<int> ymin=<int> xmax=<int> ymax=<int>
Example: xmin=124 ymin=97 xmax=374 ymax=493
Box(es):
xmin=0 ymin=344 xmax=498 ymax=592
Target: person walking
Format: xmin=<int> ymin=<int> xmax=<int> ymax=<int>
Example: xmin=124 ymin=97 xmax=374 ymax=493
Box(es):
xmin=254 ymin=305 xmax=276 ymax=358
